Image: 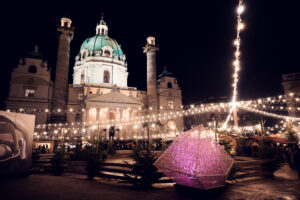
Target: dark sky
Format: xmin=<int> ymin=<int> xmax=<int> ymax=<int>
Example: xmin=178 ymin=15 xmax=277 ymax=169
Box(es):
xmin=0 ymin=0 xmax=299 ymax=108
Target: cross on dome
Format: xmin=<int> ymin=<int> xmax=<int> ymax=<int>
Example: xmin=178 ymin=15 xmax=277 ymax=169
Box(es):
xmin=100 ymin=13 xmax=106 ymax=25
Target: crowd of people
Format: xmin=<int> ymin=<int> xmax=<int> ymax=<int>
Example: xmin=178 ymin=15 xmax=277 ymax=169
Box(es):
xmin=33 ymin=144 xmax=50 ymax=153
xmin=94 ymin=139 xmax=173 ymax=151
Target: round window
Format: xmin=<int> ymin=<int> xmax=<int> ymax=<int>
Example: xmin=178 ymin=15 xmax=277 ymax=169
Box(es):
xmin=28 ymin=65 xmax=37 ymax=73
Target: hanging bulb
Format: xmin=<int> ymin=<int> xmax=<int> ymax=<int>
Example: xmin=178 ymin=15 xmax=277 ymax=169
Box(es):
xmin=237 ymin=5 xmax=245 ymax=14
xmin=234 ymin=39 xmax=240 ymax=46
xmin=233 ymin=60 xmax=239 ymax=66
xmin=238 ymin=23 xmax=245 ymax=30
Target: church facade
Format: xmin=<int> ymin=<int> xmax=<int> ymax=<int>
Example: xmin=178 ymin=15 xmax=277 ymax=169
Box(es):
xmin=5 ymin=17 xmax=184 ymax=140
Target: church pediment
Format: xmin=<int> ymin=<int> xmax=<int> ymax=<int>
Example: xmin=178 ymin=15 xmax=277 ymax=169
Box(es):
xmin=86 ymin=90 xmax=143 ymax=106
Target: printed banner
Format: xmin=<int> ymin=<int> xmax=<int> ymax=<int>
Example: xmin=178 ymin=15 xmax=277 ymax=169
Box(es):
xmin=0 ymin=111 xmax=35 ymax=175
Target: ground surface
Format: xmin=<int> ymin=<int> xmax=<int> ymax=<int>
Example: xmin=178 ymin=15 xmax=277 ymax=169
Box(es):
xmin=1 ymin=174 xmax=300 ymax=200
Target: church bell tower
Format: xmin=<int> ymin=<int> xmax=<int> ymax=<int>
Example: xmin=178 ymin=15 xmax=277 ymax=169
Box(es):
xmin=51 ymin=17 xmax=74 ymax=122
xmin=143 ymin=36 xmax=159 ymax=112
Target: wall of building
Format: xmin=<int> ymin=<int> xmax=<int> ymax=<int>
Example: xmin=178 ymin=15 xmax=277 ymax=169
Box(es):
xmin=6 ymin=56 xmax=53 ymax=124
xmin=73 ymin=57 xmax=128 ymax=87
xmin=158 ymin=75 xmax=184 ymax=132
xmin=66 ymin=84 xmax=146 ymax=125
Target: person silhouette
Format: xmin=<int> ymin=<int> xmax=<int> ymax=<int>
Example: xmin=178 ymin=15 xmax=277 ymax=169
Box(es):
xmin=109 ymin=126 xmax=115 ymax=140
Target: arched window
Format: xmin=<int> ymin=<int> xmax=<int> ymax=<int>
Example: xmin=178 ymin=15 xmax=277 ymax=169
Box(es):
xmin=80 ymin=72 xmax=85 ymax=84
xmin=101 ymin=29 xmax=104 ymax=35
xmin=75 ymin=113 xmax=81 ymax=122
xmin=103 ymin=70 xmax=110 ymax=83
xmin=104 ymin=50 xmax=110 ymax=57
xmin=28 ymin=65 xmax=37 ymax=73
xmin=168 ymin=101 xmax=174 ymax=109
xmin=167 ymin=82 xmax=172 ymax=88
xmin=82 ymin=51 xmax=86 ymax=59
xmin=25 ymin=89 xmax=35 ymax=97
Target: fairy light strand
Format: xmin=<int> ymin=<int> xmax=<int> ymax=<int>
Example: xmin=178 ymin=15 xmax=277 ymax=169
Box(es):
xmin=223 ymin=0 xmax=245 ymax=129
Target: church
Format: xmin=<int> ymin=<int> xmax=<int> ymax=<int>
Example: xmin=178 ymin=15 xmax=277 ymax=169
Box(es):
xmin=5 ymin=16 xmax=184 ymax=140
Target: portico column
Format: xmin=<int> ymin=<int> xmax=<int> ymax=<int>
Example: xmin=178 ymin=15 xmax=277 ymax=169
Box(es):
xmin=96 ymin=108 xmax=100 ymax=124
xmin=119 ymin=108 xmax=123 ymax=139
xmin=137 ymin=109 xmax=142 ymax=138
xmin=85 ymin=108 xmax=89 ymax=125
xmin=107 ymin=108 xmax=110 ymax=140
xmin=96 ymin=108 xmax=100 ymax=140
xmin=107 ymin=108 xmax=110 ymax=121
xmin=85 ymin=108 xmax=90 ymax=135
xmin=129 ymin=108 xmax=133 ymax=139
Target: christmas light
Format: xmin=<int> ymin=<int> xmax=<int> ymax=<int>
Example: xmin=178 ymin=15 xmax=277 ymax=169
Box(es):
xmin=223 ymin=0 xmax=245 ymax=129
xmin=239 ymin=106 xmax=300 ymax=121
xmin=237 ymin=5 xmax=245 ymax=14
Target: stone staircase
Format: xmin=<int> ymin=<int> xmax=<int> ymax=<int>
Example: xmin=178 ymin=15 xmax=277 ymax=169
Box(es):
xmin=230 ymin=156 xmax=274 ymax=180
xmin=31 ymin=153 xmax=55 ymax=174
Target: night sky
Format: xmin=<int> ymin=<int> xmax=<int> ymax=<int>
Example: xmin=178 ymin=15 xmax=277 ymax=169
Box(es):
xmin=0 ymin=0 xmax=299 ymax=109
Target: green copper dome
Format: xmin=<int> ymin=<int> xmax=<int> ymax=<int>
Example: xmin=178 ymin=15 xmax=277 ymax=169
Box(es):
xmin=79 ymin=35 xmax=124 ymax=58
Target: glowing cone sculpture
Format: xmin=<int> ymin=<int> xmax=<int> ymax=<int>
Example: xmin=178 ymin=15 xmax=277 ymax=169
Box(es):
xmin=154 ymin=125 xmax=234 ymax=190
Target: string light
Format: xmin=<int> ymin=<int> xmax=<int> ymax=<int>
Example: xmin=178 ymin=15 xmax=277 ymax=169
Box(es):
xmin=224 ymin=0 xmax=245 ymax=129
xmin=30 ymin=93 xmax=300 ymax=130
xmin=239 ymin=106 xmax=300 ymax=121
xmin=4 ymin=92 xmax=298 ymax=116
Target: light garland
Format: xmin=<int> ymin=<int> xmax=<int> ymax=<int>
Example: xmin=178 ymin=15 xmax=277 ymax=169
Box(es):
xmin=232 ymin=0 xmax=244 ymax=105
xmin=33 ymin=120 xmax=292 ymax=141
xmin=223 ymin=0 xmax=245 ymax=129
xmin=32 ymin=99 xmax=300 ymax=141
xmin=5 ymin=92 xmax=299 ymax=115
xmin=28 ymin=94 xmax=300 ymax=129
xmin=1 ymin=96 xmax=296 ymax=138
xmin=239 ymin=106 xmax=300 ymax=122
xmin=4 ymin=92 xmax=299 ymax=126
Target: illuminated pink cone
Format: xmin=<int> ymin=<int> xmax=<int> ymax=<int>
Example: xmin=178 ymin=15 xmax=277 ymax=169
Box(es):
xmin=154 ymin=125 xmax=234 ymax=190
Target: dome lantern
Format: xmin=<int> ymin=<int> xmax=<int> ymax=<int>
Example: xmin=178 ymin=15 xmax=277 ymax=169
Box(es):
xmin=96 ymin=14 xmax=108 ymax=35
xmin=79 ymin=15 xmax=124 ymax=60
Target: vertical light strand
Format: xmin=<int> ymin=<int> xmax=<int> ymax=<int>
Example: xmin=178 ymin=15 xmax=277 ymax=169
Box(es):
xmin=223 ymin=0 xmax=245 ymax=129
